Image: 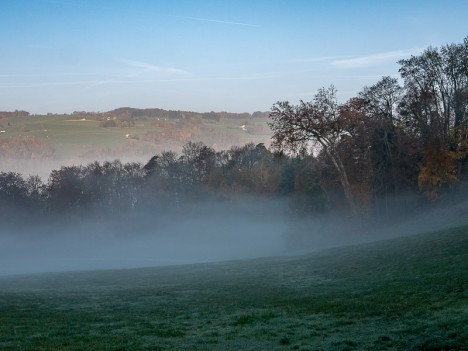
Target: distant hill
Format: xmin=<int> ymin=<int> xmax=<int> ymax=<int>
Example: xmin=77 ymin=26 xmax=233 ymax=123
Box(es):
xmin=0 ymin=108 xmax=272 ymax=164
xmin=1 ymin=108 xmax=269 ymax=121
xmin=66 ymin=107 xmax=269 ymax=122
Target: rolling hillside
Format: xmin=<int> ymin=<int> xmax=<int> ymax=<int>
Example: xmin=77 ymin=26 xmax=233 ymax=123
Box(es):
xmin=0 ymin=226 xmax=466 ymax=350
xmin=0 ymin=109 xmax=271 ymax=160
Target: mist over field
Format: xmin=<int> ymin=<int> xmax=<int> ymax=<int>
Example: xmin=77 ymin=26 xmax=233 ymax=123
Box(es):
xmin=0 ymin=198 xmax=289 ymax=275
xmin=1 ymin=0 xmax=467 ymax=349
xmin=2 ymin=190 xmax=468 ymax=276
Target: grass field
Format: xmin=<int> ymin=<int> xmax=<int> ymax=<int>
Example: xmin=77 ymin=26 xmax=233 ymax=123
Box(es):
xmin=0 ymin=226 xmax=467 ymax=350
xmin=0 ymin=114 xmax=271 ymax=159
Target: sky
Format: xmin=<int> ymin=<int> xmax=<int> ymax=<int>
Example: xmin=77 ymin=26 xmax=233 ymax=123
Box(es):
xmin=0 ymin=0 xmax=467 ymax=114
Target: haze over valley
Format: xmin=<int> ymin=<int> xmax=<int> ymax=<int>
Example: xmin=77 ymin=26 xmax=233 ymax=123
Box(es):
xmin=0 ymin=1 xmax=467 ymax=349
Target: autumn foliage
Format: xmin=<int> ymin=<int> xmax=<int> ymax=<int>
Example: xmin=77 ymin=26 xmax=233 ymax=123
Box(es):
xmin=0 ymin=37 xmax=467 ymax=221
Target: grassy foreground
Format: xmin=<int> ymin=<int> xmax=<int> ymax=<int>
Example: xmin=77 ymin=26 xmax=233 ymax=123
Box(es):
xmin=0 ymin=227 xmax=467 ymax=351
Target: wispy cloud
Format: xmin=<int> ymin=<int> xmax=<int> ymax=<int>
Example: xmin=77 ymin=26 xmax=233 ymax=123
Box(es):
xmin=330 ymin=49 xmax=422 ymax=68
xmin=78 ymin=59 xmax=190 ymax=90
xmin=0 ymin=73 xmax=279 ymax=90
xmin=37 ymin=0 xmax=260 ymax=28
xmin=116 ymin=59 xmax=188 ymax=75
xmin=284 ymin=55 xmax=353 ymax=64
xmin=164 ymin=14 xmax=259 ymax=27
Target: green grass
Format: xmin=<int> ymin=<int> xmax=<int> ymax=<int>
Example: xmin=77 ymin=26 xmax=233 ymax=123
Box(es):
xmin=0 ymin=226 xmax=466 ymax=350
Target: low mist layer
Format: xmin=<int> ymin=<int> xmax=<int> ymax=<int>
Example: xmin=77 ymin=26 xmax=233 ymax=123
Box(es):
xmin=0 ymin=199 xmax=287 ymax=275
xmin=3 ymin=194 xmax=468 ymax=276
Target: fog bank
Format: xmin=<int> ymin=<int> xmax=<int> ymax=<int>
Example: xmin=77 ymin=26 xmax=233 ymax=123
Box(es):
xmin=0 ymin=200 xmax=287 ymax=275
xmin=2 ymin=195 xmax=468 ymax=277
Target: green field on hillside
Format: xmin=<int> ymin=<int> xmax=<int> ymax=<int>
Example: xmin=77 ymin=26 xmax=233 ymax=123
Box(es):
xmin=0 ymin=115 xmax=271 ymax=159
xmin=0 ymin=226 xmax=467 ymax=350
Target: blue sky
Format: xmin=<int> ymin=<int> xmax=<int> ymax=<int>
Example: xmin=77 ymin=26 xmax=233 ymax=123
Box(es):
xmin=0 ymin=0 xmax=467 ymax=114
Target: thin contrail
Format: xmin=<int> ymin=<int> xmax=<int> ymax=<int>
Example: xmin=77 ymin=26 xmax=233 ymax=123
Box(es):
xmin=165 ymin=14 xmax=259 ymax=27
xmin=116 ymin=58 xmax=188 ymax=75
xmin=36 ymin=0 xmax=259 ymax=27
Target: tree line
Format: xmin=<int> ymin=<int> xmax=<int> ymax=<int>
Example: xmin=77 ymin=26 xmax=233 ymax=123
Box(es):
xmin=0 ymin=37 xmax=467 ymax=226
xmin=271 ymin=36 xmax=468 ymax=214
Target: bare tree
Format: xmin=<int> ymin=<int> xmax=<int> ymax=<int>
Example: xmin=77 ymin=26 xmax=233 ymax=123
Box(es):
xmin=398 ymin=38 xmax=468 ymax=145
xmin=398 ymin=37 xmax=468 ymax=198
xmin=269 ymin=86 xmax=358 ymax=215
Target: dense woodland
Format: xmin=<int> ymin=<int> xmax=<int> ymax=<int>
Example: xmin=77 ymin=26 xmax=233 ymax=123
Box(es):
xmin=1 ymin=37 xmax=467 ymax=228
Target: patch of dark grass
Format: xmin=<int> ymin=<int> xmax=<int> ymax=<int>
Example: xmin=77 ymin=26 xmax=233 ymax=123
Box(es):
xmin=279 ymin=336 xmax=290 ymax=345
xmin=231 ymin=311 xmax=278 ymax=326
xmin=232 ymin=314 xmax=257 ymax=326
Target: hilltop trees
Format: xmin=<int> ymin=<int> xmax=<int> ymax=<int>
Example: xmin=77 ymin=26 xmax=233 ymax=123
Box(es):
xmin=0 ymin=139 xmax=329 ymax=224
xmin=357 ymin=77 xmax=403 ymax=196
xmin=0 ymin=172 xmax=29 ymax=209
xmin=0 ymin=172 xmax=45 ymax=226
xmin=267 ymin=36 xmax=468 ymax=212
xmin=46 ymin=161 xmax=145 ymax=215
xmin=181 ymin=141 xmax=217 ymax=185
xmin=399 ymin=38 xmax=468 ymax=198
xmin=399 ymin=41 xmax=468 ymax=143
xmin=269 ymin=86 xmax=358 ymax=214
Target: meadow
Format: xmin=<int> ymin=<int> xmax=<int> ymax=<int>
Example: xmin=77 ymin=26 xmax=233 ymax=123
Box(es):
xmin=0 ymin=226 xmax=466 ymax=350
xmin=0 ymin=114 xmax=271 ymax=159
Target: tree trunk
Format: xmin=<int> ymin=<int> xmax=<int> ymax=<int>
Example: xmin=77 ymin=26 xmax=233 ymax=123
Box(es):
xmin=323 ymin=146 xmax=358 ymax=216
